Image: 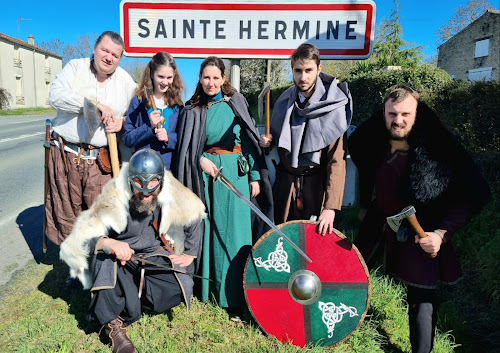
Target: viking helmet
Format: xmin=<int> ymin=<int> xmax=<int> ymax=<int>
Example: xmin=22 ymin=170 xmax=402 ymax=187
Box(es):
xmin=128 ymin=149 xmax=164 ymax=195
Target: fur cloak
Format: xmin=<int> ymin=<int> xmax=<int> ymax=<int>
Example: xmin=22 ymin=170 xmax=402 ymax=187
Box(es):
xmin=59 ymin=163 xmax=206 ymax=290
xmin=348 ymin=102 xmax=491 ymax=218
xmin=348 ymin=102 xmax=491 ymax=287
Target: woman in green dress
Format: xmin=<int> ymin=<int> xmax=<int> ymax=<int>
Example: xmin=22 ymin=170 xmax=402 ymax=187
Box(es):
xmin=174 ymin=57 xmax=273 ymax=321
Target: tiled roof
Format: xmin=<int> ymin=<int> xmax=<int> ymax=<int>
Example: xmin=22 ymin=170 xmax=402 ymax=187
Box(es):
xmin=0 ymin=32 xmax=62 ymax=59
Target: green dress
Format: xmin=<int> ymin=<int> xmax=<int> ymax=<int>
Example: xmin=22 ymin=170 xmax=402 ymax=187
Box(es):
xmin=201 ymin=99 xmax=260 ymax=308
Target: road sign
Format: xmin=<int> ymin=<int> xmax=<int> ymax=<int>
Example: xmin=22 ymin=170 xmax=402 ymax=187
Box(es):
xmin=120 ymin=0 xmax=376 ymax=59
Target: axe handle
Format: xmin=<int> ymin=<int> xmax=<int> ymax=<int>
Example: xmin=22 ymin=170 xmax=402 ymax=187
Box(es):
xmin=407 ymin=214 xmax=437 ymax=258
xmin=148 ymin=93 xmax=162 ymax=130
xmin=265 ymin=89 xmax=270 ymax=137
xmin=263 ymin=85 xmax=271 ymax=155
xmin=43 ymin=123 xmax=51 ymax=253
xmin=107 ymin=132 xmax=120 ymax=178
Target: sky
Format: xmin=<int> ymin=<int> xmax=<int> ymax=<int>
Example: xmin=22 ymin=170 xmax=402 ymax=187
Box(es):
xmin=1 ymin=0 xmax=499 ymax=97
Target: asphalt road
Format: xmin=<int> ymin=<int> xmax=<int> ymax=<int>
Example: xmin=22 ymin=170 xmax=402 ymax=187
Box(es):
xmin=0 ymin=113 xmax=55 ymax=287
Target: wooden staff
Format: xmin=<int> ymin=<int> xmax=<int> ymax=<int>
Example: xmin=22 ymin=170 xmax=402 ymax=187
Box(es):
xmin=265 ymin=59 xmax=271 ymax=139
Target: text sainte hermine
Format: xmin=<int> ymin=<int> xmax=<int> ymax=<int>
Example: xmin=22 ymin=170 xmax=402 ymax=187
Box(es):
xmin=137 ymin=19 xmax=359 ymax=41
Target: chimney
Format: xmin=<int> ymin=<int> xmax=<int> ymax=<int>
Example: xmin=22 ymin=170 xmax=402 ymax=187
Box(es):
xmin=28 ymin=34 xmax=34 ymax=45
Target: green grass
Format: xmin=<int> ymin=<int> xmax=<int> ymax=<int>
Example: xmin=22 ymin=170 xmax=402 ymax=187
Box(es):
xmin=0 ymin=247 xmax=459 ymax=353
xmin=0 ymin=107 xmax=56 ymax=116
xmin=3 ymin=199 xmax=497 ymax=352
xmin=437 ymin=185 xmax=500 ymax=352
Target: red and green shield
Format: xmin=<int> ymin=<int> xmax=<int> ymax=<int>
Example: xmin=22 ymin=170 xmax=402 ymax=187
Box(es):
xmin=244 ymin=220 xmax=370 ymax=347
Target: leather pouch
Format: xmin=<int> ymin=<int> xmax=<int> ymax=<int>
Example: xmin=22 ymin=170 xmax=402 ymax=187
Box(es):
xmin=237 ymin=154 xmax=250 ymax=176
xmin=97 ymin=147 xmax=112 ymax=174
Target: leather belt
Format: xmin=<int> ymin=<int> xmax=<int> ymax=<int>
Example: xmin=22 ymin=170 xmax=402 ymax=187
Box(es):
xmin=51 ymin=133 xmax=99 ymax=158
xmin=204 ymin=145 xmax=242 ymax=155
xmin=64 ymin=141 xmax=98 ymax=158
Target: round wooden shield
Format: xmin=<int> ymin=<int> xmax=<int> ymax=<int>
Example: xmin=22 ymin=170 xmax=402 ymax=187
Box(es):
xmin=244 ymin=220 xmax=371 ymax=347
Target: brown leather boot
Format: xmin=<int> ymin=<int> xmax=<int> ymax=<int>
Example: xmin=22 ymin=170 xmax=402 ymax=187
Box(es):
xmin=104 ymin=317 xmax=138 ymax=353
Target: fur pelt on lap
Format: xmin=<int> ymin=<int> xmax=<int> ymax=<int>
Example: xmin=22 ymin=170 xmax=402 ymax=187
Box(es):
xmin=59 ymin=163 xmax=206 ymax=289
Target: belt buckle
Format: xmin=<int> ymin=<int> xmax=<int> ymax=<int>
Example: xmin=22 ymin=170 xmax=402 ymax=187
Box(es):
xmin=81 ymin=148 xmax=92 ymax=157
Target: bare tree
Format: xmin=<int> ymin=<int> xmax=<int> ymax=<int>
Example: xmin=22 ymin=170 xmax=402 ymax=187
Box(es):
xmin=322 ymin=60 xmax=360 ymax=80
xmin=62 ymin=33 xmax=98 ymax=65
xmin=435 ymin=0 xmax=497 ymax=45
xmin=121 ymin=57 xmax=147 ymax=83
xmin=38 ymin=38 xmax=65 ymax=56
xmin=239 ymin=59 xmax=289 ymax=96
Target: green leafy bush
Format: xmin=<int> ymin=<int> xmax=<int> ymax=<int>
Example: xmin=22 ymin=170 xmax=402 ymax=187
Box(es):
xmin=347 ymin=65 xmax=451 ymax=124
xmin=429 ymin=80 xmax=500 ymax=181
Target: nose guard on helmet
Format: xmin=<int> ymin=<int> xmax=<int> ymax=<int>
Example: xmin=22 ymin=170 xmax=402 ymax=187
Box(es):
xmin=130 ymin=175 xmax=162 ymax=196
xmin=128 ymin=149 xmax=164 ymax=196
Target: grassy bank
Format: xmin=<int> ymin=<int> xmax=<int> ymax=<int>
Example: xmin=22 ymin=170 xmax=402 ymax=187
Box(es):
xmin=0 ymin=107 xmax=56 ymax=116
xmin=0 ymin=247 xmax=458 ymax=352
xmin=1 ymin=195 xmax=495 ymax=352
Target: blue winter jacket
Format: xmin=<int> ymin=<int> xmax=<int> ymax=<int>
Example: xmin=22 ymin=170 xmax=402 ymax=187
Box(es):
xmin=123 ymin=96 xmax=181 ymax=170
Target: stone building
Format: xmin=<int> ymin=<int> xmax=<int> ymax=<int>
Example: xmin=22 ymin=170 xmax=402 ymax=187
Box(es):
xmin=437 ymin=10 xmax=499 ymax=81
xmin=0 ymin=32 xmax=62 ymax=109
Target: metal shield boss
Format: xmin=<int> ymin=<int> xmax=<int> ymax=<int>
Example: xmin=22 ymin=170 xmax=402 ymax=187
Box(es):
xmin=244 ymin=220 xmax=371 ymax=347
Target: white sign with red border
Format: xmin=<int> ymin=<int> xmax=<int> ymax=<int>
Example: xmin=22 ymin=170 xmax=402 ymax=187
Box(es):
xmin=120 ymin=0 xmax=376 ymax=59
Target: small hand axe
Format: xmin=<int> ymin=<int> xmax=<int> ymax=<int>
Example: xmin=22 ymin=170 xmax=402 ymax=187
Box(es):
xmin=145 ymin=88 xmax=165 ymax=129
xmin=386 ymin=205 xmax=437 ymax=258
xmin=83 ymin=98 xmax=120 ymax=177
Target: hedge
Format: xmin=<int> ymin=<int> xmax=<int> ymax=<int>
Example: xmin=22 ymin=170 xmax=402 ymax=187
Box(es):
xmin=246 ymin=66 xmax=498 ymax=182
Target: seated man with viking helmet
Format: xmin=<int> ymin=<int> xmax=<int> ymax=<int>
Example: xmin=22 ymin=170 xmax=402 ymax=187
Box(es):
xmin=60 ymin=149 xmax=206 ymax=353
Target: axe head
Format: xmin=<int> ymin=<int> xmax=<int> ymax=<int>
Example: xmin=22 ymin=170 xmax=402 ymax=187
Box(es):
xmin=257 ymin=82 xmax=271 ymax=122
xmin=386 ymin=205 xmax=416 ymax=233
xmin=83 ymin=98 xmax=102 ymax=138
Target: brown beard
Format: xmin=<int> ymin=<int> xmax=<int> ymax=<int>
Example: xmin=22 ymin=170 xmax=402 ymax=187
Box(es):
xmin=130 ymin=194 xmax=159 ymax=215
xmin=389 ymin=123 xmax=411 ymax=141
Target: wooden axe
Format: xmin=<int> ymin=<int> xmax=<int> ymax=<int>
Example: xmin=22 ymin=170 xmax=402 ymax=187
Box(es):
xmin=83 ymin=98 xmax=120 ymax=177
xmin=257 ymin=82 xmax=271 ymax=154
xmin=386 ymin=205 xmax=437 ymax=258
xmin=145 ymin=87 xmax=165 ymax=129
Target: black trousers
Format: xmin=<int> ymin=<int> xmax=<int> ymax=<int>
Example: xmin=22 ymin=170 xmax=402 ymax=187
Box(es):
xmin=88 ymin=258 xmax=182 ymax=326
xmin=407 ymin=286 xmax=438 ymax=353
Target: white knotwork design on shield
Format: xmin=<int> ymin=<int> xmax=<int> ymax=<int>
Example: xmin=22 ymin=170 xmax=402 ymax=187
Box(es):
xmin=254 ymin=237 xmax=290 ymax=273
xmin=318 ymin=301 xmax=359 ymax=338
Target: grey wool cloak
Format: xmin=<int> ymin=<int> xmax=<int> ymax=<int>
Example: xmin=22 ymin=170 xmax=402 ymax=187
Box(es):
xmin=270 ymin=72 xmax=352 ymax=168
xmin=173 ymin=91 xmax=274 ymax=246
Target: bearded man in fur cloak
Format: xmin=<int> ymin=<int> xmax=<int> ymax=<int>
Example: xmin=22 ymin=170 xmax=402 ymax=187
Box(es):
xmin=60 ymin=149 xmax=206 ymax=353
xmin=348 ymin=85 xmax=491 ymax=353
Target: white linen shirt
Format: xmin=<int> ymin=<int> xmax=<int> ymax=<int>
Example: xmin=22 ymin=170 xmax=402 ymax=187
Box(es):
xmin=49 ymin=58 xmax=136 ymax=148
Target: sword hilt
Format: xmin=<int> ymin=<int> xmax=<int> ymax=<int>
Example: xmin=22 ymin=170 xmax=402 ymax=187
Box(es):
xmin=214 ymin=166 xmax=223 ymax=181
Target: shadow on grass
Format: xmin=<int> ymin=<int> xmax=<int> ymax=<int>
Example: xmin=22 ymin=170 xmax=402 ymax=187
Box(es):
xmin=37 ymin=247 xmax=98 ymax=334
xmin=366 ymin=303 xmax=405 ymax=353
xmin=37 ymin=247 xmax=191 ymax=342
xmin=16 ymin=205 xmax=58 ymax=264
xmin=438 ymin=275 xmax=500 ymax=353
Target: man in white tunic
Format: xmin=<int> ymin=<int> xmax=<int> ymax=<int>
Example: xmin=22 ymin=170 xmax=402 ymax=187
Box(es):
xmin=46 ymin=31 xmax=136 ymax=246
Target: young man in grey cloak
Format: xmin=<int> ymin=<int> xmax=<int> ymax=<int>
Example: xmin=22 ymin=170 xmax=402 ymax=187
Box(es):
xmin=260 ymin=43 xmax=352 ymax=235
xmin=59 ymin=149 xmax=206 ymax=353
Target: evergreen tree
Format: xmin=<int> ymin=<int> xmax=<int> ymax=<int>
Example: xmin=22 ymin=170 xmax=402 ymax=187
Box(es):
xmin=330 ymin=0 xmax=423 ymax=77
xmin=373 ymin=0 xmax=422 ymax=68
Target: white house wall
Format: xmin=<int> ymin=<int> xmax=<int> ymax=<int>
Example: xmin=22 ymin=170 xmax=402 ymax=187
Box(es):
xmin=0 ymin=34 xmax=62 ymax=109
